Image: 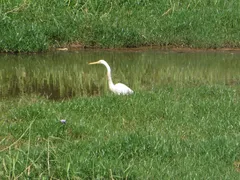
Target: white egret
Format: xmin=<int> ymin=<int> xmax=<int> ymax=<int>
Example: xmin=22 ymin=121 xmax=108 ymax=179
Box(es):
xmin=89 ymin=60 xmax=134 ymax=95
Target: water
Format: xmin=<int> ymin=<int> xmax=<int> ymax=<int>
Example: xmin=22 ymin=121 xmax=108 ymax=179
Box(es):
xmin=0 ymin=49 xmax=240 ymax=99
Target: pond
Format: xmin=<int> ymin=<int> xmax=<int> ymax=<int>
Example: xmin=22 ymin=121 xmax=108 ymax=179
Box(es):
xmin=0 ymin=49 xmax=240 ymax=99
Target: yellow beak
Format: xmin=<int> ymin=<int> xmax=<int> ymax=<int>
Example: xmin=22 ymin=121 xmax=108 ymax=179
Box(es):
xmin=89 ymin=61 xmax=99 ymax=65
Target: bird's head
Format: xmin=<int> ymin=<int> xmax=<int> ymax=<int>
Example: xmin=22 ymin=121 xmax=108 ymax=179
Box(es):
xmin=89 ymin=60 xmax=106 ymax=65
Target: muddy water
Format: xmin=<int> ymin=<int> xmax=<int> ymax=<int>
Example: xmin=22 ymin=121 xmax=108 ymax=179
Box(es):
xmin=0 ymin=49 xmax=240 ymax=99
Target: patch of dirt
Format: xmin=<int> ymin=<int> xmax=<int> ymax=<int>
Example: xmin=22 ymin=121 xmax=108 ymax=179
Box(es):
xmin=234 ymin=161 xmax=240 ymax=172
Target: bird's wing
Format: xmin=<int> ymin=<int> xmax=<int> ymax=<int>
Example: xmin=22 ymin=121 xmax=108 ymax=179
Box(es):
xmin=114 ymin=83 xmax=134 ymax=95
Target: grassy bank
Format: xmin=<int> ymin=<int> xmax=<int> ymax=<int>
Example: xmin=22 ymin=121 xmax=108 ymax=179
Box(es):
xmin=1 ymin=0 xmax=240 ymax=52
xmin=0 ymin=86 xmax=240 ymax=178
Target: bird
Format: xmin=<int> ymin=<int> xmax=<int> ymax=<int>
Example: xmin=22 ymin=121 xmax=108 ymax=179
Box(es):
xmin=89 ymin=60 xmax=133 ymax=95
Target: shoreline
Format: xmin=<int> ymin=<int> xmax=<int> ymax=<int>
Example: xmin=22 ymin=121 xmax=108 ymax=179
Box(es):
xmin=57 ymin=44 xmax=240 ymax=53
xmin=2 ymin=42 xmax=240 ymax=54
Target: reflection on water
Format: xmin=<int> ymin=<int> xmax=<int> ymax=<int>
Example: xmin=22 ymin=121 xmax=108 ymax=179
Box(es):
xmin=0 ymin=49 xmax=240 ymax=99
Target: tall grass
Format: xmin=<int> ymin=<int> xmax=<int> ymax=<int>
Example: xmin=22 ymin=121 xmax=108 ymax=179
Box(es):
xmin=0 ymin=50 xmax=240 ymax=179
xmin=1 ymin=0 xmax=240 ymax=52
xmin=1 ymin=50 xmax=240 ymax=178
xmin=0 ymin=86 xmax=240 ymax=178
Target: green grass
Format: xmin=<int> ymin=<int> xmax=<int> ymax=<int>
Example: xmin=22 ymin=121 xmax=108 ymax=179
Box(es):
xmin=1 ymin=0 xmax=240 ymax=52
xmin=1 ymin=86 xmax=240 ymax=178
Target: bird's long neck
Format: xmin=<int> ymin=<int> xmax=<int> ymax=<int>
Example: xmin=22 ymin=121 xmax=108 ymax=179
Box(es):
xmin=102 ymin=61 xmax=115 ymax=88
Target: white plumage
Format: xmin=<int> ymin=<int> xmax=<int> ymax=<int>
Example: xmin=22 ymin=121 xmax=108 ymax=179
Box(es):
xmin=89 ymin=60 xmax=133 ymax=95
